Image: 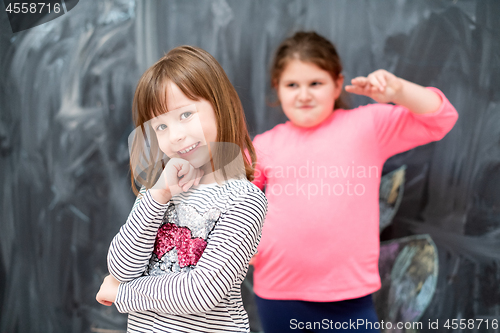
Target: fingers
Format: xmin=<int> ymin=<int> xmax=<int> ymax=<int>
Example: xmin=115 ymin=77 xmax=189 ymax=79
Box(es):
xmin=178 ymin=165 xmax=195 ymax=188
xmin=368 ymin=73 xmax=385 ymax=92
xmin=164 ymin=158 xmax=207 ymax=194
xmin=177 ymin=161 xmax=191 ymax=178
xmin=96 ymin=278 xmax=115 ymax=307
xmin=346 ymin=70 xmax=401 ymax=103
xmin=348 ymin=70 xmax=388 ymax=92
xmin=181 ymin=178 xmax=196 ymax=192
xmin=346 ymin=76 xmax=375 ymax=95
xmin=178 ymin=164 xmax=205 ymax=192
xmin=348 ymin=76 xmax=368 ymax=89
xmin=378 ymin=73 xmax=387 ymax=88
xmin=194 ymin=169 xmax=204 ymax=186
xmin=96 ymin=293 xmax=113 ymax=306
xmin=249 ymin=252 xmax=258 ymax=266
xmin=344 ymin=84 xmax=364 ymax=95
xmin=96 ymin=295 xmax=113 ymax=306
xmin=351 ymin=76 xmax=368 ymax=86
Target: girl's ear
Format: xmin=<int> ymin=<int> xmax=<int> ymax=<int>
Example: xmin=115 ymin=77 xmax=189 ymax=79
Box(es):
xmin=272 ymin=78 xmax=279 ymax=90
xmin=334 ymin=74 xmax=344 ymax=99
xmin=274 ymin=80 xmax=282 ymax=104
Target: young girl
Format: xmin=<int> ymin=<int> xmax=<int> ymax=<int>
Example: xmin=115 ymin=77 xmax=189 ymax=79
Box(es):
xmin=251 ymin=32 xmax=458 ymax=332
xmin=96 ymin=46 xmax=267 ymax=333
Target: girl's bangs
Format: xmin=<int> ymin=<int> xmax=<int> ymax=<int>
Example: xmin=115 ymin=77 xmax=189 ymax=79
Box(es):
xmin=148 ymin=78 xmax=170 ymax=120
xmin=148 ymin=73 xmax=200 ymax=121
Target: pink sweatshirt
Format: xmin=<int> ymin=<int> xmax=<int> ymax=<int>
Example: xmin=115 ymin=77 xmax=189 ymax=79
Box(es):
xmin=252 ymin=88 xmax=458 ymax=302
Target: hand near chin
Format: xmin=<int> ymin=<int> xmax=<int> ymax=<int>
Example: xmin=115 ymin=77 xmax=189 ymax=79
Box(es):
xmin=151 ymin=158 xmax=204 ymax=203
xmin=345 ymin=69 xmax=403 ymax=104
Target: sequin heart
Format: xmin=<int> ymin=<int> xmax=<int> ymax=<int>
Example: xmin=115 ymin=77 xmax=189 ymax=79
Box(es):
xmin=153 ymin=222 xmax=207 ymax=267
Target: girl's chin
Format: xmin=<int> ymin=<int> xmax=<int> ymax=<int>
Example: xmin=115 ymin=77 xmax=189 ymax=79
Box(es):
xmin=293 ymin=119 xmax=320 ymax=128
xmin=183 ymin=154 xmax=211 ymax=168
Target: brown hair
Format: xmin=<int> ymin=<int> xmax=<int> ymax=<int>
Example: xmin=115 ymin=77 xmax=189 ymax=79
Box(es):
xmin=129 ymin=45 xmax=256 ymax=195
xmin=270 ymin=31 xmax=349 ymax=110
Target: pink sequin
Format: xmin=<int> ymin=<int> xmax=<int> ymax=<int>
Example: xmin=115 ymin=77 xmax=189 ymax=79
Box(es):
xmin=153 ymin=223 xmax=208 ymax=267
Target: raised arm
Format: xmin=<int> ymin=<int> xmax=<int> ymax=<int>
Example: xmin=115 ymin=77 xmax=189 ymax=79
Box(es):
xmin=345 ymin=69 xmax=442 ymax=114
xmin=346 ymin=69 xmax=458 ymax=159
xmin=114 ymin=189 xmax=267 ymax=315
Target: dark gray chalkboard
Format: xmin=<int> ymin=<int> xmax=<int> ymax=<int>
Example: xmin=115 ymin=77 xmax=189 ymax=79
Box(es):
xmin=1 ymin=1 xmax=499 ymax=332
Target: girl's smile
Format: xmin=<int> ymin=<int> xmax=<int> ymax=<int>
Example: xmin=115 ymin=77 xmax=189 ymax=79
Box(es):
xmin=277 ymin=59 xmax=344 ymax=128
xmin=177 ymin=141 xmax=201 ymax=156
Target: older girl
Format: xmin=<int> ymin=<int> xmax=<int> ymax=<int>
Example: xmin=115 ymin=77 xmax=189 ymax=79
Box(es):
xmin=251 ymin=31 xmax=458 ymax=332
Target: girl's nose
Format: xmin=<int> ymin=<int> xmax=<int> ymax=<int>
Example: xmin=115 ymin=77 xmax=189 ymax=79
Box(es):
xmin=298 ymin=87 xmax=312 ymax=102
xmin=169 ymin=127 xmax=186 ymax=144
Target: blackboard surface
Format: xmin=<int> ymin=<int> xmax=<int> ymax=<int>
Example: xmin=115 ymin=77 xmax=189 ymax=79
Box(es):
xmin=1 ymin=1 xmax=499 ymax=332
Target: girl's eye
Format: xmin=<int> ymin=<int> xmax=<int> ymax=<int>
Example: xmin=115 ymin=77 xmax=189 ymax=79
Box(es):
xmin=311 ymin=81 xmax=322 ymax=86
xmin=156 ymin=124 xmax=167 ymax=131
xmin=180 ymin=112 xmax=192 ymax=120
xmin=286 ymin=83 xmax=297 ymax=88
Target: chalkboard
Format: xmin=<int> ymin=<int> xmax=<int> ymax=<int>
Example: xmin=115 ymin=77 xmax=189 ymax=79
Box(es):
xmin=1 ymin=1 xmax=499 ymax=332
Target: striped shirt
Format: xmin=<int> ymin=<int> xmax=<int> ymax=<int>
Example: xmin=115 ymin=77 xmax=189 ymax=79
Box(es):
xmin=108 ymin=179 xmax=267 ymax=333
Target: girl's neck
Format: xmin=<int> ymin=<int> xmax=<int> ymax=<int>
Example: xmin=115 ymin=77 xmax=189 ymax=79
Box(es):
xmin=199 ymin=171 xmax=217 ymax=184
xmin=198 ymin=162 xmax=226 ymax=185
xmin=288 ymin=111 xmax=335 ymax=131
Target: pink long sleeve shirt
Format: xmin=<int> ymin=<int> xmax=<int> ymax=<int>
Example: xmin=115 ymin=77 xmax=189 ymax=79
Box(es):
xmin=252 ymin=88 xmax=458 ymax=302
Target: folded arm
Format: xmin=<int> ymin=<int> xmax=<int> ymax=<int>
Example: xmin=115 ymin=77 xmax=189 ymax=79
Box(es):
xmin=114 ymin=189 xmax=267 ymax=315
xmin=107 ymin=190 xmax=169 ymax=283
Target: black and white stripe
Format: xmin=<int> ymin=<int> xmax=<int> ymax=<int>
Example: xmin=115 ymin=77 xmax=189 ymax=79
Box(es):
xmin=107 ymin=179 xmax=267 ymax=333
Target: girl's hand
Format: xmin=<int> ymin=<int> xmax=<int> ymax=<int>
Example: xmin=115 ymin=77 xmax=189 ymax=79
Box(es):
xmin=151 ymin=158 xmax=204 ymax=203
xmin=96 ymin=275 xmax=120 ymax=306
xmin=249 ymin=252 xmax=258 ymax=266
xmin=345 ymin=69 xmax=403 ymax=104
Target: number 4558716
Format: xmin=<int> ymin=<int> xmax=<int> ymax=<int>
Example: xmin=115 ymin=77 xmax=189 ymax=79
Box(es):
xmin=444 ymin=319 xmax=498 ymax=330
xmin=5 ymin=3 xmax=61 ymax=14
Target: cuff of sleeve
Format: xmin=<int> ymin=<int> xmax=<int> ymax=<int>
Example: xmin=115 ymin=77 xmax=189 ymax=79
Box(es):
xmin=114 ymin=282 xmax=129 ymax=313
xmin=144 ymin=190 xmax=170 ymax=212
xmin=132 ymin=190 xmax=170 ymax=229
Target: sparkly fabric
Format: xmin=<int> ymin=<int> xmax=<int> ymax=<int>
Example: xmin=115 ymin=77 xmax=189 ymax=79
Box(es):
xmin=145 ymin=202 xmax=221 ymax=275
xmin=153 ymin=223 xmax=207 ymax=267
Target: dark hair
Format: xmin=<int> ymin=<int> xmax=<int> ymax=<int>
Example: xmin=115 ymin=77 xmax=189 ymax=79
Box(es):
xmin=270 ymin=31 xmax=349 ymax=110
xmin=129 ymin=46 xmax=256 ymax=195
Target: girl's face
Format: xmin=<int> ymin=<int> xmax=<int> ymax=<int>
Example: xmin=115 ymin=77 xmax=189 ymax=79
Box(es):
xmin=277 ymin=59 xmax=343 ymax=128
xmin=150 ymin=81 xmax=218 ymax=172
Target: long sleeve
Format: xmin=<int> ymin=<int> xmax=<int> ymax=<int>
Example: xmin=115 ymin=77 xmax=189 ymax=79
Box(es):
xmin=372 ymin=87 xmax=459 ymax=160
xmin=113 ymin=189 xmax=267 ymax=315
xmin=107 ymin=190 xmax=169 ymax=283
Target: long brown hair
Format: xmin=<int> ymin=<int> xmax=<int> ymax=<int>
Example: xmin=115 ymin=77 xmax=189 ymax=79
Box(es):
xmin=129 ymin=46 xmax=256 ymax=195
xmin=270 ymin=31 xmax=349 ymax=110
